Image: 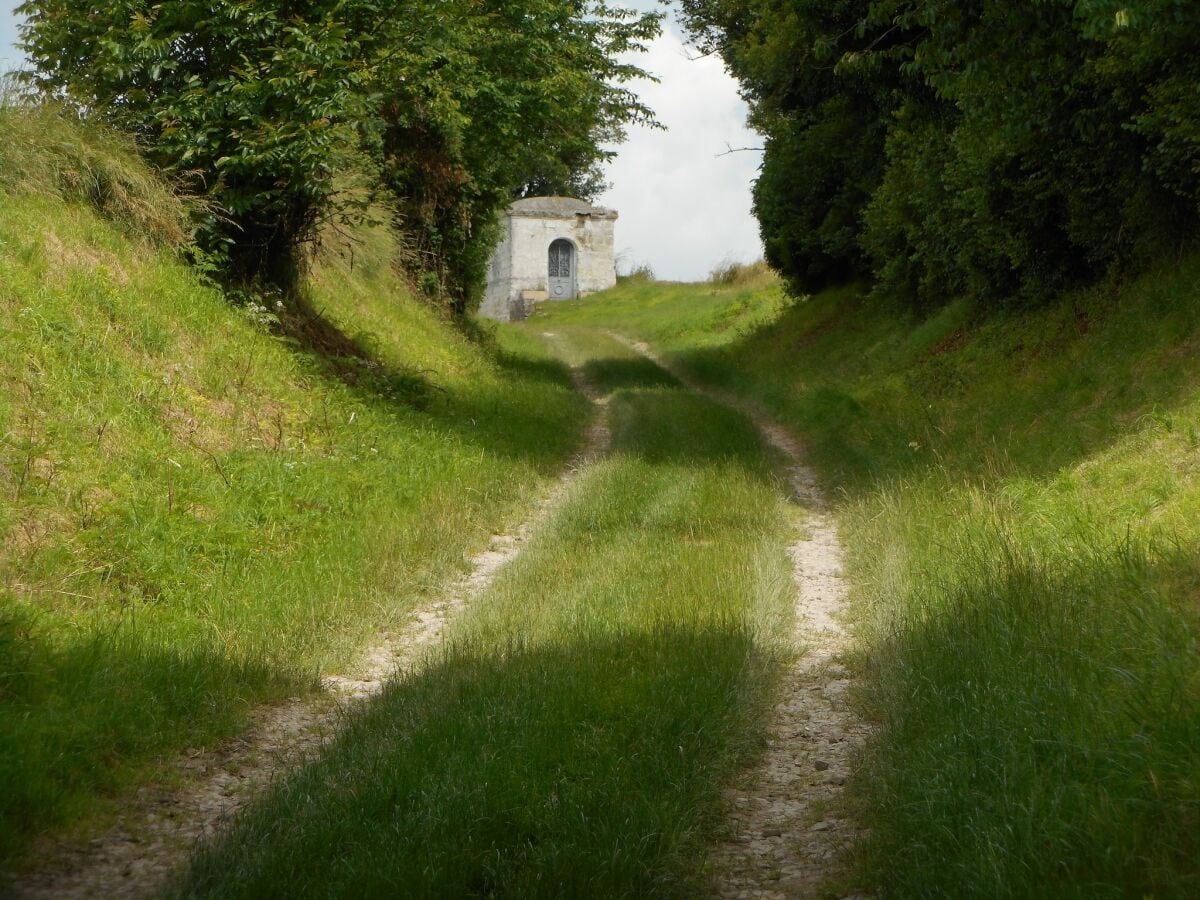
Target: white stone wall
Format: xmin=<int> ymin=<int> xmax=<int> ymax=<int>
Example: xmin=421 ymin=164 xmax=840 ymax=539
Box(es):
xmin=479 ymin=216 xmax=515 ymax=321
xmin=480 ymin=204 xmax=617 ymax=322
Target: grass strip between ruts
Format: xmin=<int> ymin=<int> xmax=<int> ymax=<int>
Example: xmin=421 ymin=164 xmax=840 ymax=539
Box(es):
xmin=176 ymin=328 xmax=798 ymax=897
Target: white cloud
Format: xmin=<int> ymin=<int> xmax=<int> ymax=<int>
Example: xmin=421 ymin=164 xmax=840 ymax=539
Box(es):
xmin=1 ymin=2 xmax=21 ymax=74
xmin=599 ymin=20 xmax=763 ymax=282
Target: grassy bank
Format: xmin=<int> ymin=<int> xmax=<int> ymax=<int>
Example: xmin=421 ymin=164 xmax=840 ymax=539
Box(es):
xmin=0 ymin=106 xmax=588 ymax=864
xmin=542 ymin=266 xmax=1200 ymax=896
xmin=177 ymin=327 xmax=796 ymax=897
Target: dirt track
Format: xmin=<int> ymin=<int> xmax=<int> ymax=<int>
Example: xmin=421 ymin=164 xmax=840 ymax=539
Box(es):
xmin=615 ymin=334 xmax=870 ymax=899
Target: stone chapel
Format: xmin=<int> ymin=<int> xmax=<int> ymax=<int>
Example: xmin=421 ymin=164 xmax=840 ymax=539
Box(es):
xmin=479 ymin=196 xmax=618 ymax=322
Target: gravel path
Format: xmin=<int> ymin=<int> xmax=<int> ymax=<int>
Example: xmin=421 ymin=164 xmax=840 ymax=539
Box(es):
xmin=614 ymin=335 xmax=871 ymax=899
xmin=8 ymin=362 xmax=609 ymax=900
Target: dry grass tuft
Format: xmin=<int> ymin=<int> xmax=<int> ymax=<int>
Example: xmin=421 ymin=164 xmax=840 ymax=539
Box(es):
xmin=0 ymin=92 xmax=190 ymax=249
xmin=709 ymin=259 xmax=778 ymax=287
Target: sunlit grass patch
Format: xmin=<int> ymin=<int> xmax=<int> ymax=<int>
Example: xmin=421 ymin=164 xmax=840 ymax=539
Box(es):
xmin=846 ymin=481 xmax=1200 ymax=896
xmin=0 ymin=112 xmax=588 ymax=863
xmin=709 ymin=258 xmax=779 ymax=288
xmin=0 ymin=97 xmax=190 ymax=248
xmin=538 ymin=276 xmax=791 ymax=353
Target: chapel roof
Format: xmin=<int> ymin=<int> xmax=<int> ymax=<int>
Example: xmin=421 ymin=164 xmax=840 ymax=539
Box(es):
xmin=508 ymin=196 xmax=617 ymax=219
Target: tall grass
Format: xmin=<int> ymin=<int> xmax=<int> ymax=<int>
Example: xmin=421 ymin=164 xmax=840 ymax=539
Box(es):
xmin=708 ymin=259 xmax=778 ymax=287
xmin=848 ymin=485 xmax=1200 ymax=896
xmin=540 ymin=260 xmax=1200 ymax=895
xmin=0 ymin=110 xmax=588 ymax=864
xmin=177 ymin=328 xmax=797 ymax=897
xmin=618 ymin=262 xmax=657 ymax=284
xmin=0 ymin=95 xmax=189 ymax=248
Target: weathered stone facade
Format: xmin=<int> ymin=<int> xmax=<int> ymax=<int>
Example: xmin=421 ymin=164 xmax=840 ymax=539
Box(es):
xmin=480 ymin=196 xmax=618 ymax=322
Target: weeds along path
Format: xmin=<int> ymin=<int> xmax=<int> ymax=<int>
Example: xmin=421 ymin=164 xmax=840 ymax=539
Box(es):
xmin=613 ymin=333 xmax=870 ymax=899
xmin=10 ymin=365 xmax=610 ymax=900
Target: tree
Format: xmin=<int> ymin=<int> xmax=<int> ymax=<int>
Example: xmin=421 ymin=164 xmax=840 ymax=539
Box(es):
xmin=375 ymin=0 xmax=661 ymax=311
xmin=19 ymin=0 xmax=382 ymax=288
xmin=19 ymin=0 xmax=660 ymax=308
xmin=677 ymin=0 xmax=905 ymax=294
xmin=861 ymin=0 xmax=1197 ymax=306
xmin=679 ymin=0 xmax=1200 ymax=309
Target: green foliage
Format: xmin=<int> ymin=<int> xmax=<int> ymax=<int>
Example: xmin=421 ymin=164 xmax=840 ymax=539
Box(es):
xmin=18 ymin=0 xmax=380 ymax=286
xmin=677 ymin=0 xmax=900 ymax=294
xmin=753 ymin=95 xmax=885 ymax=293
xmin=680 ymin=0 xmax=1200 ymax=308
xmin=376 ymin=1 xmax=661 ymax=311
xmin=16 ymin=1 xmax=660 ymax=298
xmin=1082 ymin=0 xmax=1200 ymax=210
xmin=861 ymin=0 xmax=1198 ymax=306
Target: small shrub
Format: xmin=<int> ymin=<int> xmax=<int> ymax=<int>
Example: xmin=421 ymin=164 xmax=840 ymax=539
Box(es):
xmin=618 ymin=263 xmax=656 ymax=284
xmin=708 ymin=259 xmax=777 ymax=287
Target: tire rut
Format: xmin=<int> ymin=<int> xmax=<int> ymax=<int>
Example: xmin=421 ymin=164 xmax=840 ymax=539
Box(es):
xmin=8 ymin=362 xmax=610 ymax=900
xmin=612 ymin=333 xmax=871 ymax=900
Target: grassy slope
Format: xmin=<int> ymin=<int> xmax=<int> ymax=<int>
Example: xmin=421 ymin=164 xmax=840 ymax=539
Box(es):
xmin=0 ymin=110 xmax=587 ymax=864
xmin=178 ymin=327 xmax=796 ymax=897
xmin=542 ymin=267 xmax=1200 ymax=897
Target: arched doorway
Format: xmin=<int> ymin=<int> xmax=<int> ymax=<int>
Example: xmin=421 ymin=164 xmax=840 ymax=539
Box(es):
xmin=548 ymin=239 xmax=576 ymax=299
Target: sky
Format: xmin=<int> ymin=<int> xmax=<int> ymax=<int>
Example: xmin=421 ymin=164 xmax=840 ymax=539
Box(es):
xmin=0 ymin=3 xmax=17 ymax=74
xmin=0 ymin=2 xmax=763 ymax=282
xmin=601 ymin=5 xmax=763 ymax=280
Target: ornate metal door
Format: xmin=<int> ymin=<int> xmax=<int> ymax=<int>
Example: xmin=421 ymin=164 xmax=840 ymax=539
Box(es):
xmin=548 ymin=239 xmax=575 ymax=299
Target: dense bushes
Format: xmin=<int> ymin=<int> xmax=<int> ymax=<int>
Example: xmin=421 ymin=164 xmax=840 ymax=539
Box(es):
xmin=19 ymin=0 xmax=380 ymax=286
xmin=16 ymin=1 xmax=659 ymax=305
xmin=679 ymin=0 xmax=1200 ymax=308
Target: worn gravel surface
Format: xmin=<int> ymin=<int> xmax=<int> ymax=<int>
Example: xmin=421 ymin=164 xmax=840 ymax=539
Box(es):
xmin=614 ymin=335 xmax=871 ymax=900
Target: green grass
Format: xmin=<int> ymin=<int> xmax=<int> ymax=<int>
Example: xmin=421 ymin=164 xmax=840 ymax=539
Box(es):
xmin=0 ymin=107 xmax=588 ymax=865
xmin=176 ymin=328 xmax=797 ymax=897
xmin=7 ymin=94 xmax=1198 ymax=897
xmin=539 ymin=264 xmax=1200 ymax=896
